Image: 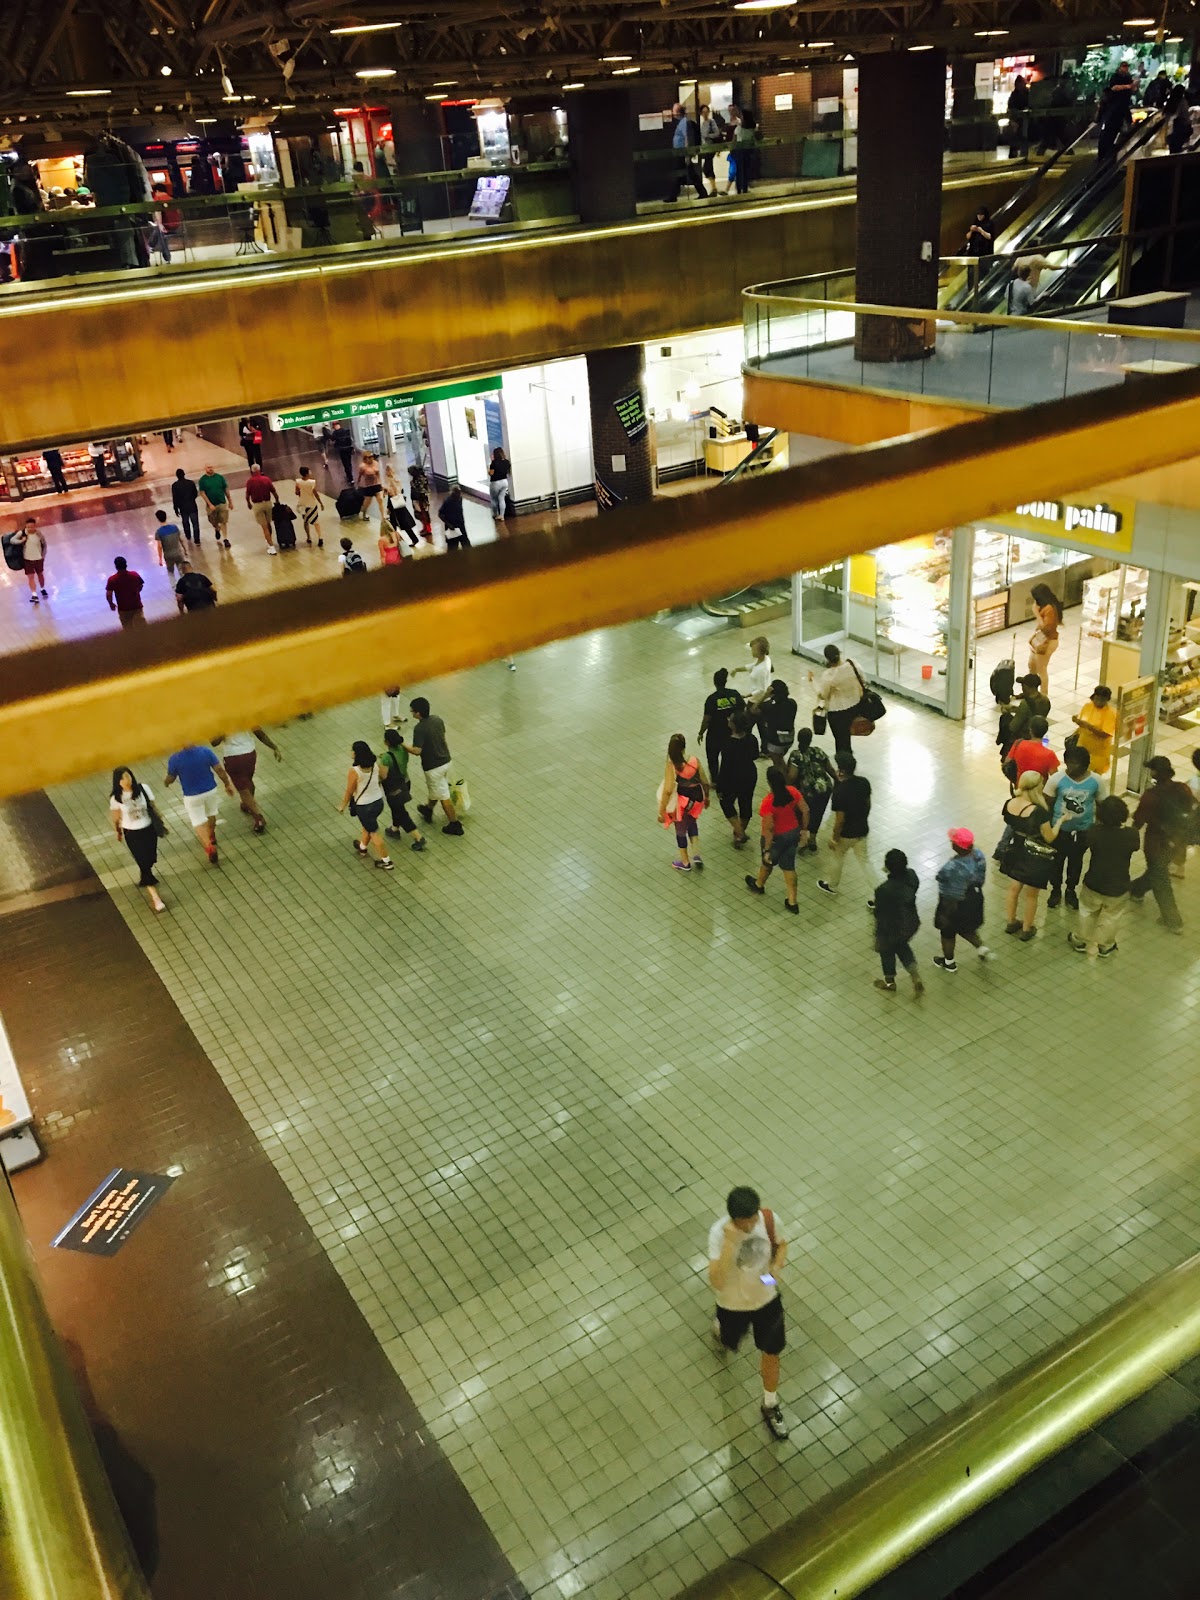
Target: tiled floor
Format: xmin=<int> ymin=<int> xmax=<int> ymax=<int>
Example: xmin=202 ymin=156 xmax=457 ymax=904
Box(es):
xmin=38 ymin=593 xmax=1200 ymax=1600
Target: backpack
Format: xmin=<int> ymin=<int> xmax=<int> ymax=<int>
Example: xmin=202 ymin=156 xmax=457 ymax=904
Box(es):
xmin=380 ymin=747 xmax=410 ymax=801
xmin=176 ymin=571 xmax=215 ymax=608
xmin=1 ymin=533 xmax=25 ymax=572
xmin=342 ymin=549 xmax=366 ymax=575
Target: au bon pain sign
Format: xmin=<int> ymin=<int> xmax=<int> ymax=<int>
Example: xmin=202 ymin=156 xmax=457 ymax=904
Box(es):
xmin=988 ymin=495 xmax=1136 ymax=556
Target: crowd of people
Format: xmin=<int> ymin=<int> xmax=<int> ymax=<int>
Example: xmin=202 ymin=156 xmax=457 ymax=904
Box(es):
xmin=658 ymin=634 xmax=1200 ymax=997
xmin=107 ymin=696 xmax=465 ymax=910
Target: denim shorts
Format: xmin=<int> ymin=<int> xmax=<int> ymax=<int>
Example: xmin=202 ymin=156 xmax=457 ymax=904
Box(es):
xmin=769 ymin=828 xmax=801 ymax=872
xmin=354 ymin=799 xmax=384 ymax=834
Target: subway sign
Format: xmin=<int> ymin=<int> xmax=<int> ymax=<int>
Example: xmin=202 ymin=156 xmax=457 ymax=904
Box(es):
xmin=270 ymin=375 xmax=501 ymax=431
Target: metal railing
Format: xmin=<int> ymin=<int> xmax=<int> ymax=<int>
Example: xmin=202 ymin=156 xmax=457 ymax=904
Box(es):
xmin=682 ymin=1249 xmax=1200 ymax=1600
xmin=742 ymin=284 xmax=1200 ymax=410
xmin=0 ymin=1170 xmax=150 ymax=1598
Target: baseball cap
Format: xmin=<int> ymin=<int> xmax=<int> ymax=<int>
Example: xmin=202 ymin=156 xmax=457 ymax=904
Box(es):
xmin=948 ymin=827 xmax=974 ymax=850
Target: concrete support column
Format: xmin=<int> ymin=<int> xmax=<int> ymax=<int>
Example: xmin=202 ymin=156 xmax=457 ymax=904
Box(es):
xmin=854 ymin=49 xmax=946 ymax=362
xmin=585 ymin=344 xmax=653 ymax=510
xmin=569 ymin=88 xmax=637 ymax=224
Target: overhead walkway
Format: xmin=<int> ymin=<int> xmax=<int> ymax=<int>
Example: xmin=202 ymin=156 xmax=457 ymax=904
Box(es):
xmin=0 ymin=162 xmax=1048 ymax=454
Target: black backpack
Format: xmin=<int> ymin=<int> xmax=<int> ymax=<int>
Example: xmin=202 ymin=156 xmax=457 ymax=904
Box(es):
xmin=342 ymin=549 xmax=366 ymax=575
xmin=176 ymin=572 xmax=215 ymax=609
xmin=2 ymin=534 xmax=25 ymax=572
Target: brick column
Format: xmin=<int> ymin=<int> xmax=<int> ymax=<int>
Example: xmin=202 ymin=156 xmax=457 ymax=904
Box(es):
xmin=854 ymin=50 xmax=946 ymax=363
xmin=569 ymin=88 xmax=636 ymax=224
xmin=586 ymin=345 xmax=653 ymax=510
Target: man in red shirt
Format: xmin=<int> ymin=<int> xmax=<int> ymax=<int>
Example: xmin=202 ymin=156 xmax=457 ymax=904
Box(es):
xmin=1008 ymin=716 xmax=1059 ymax=781
xmin=244 ymin=467 xmax=280 ymax=555
xmin=105 ymin=557 xmax=145 ymax=628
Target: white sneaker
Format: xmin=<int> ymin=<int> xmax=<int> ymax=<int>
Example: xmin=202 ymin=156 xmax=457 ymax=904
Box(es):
xmin=267 ymin=545 xmax=278 ymax=556
xmin=977 ymin=945 xmax=993 ymax=961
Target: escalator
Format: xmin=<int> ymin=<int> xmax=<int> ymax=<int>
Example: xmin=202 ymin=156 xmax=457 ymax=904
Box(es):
xmin=945 ymin=111 xmax=1167 ymax=315
xmin=700 ymin=430 xmax=792 ymax=621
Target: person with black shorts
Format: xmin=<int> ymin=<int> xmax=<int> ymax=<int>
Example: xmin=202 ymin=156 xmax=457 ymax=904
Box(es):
xmin=707 ymin=1185 xmax=789 ymax=1438
xmin=715 ymin=711 xmax=759 ymax=847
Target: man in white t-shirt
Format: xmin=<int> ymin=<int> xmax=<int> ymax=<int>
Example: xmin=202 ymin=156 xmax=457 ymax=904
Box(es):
xmin=707 ymin=1185 xmax=789 ymax=1438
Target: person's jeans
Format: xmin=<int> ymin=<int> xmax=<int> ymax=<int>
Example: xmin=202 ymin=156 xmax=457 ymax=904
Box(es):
xmin=179 ymin=504 xmax=200 ymax=541
xmin=387 ymin=793 xmax=419 ymax=833
xmin=147 ymin=222 xmax=171 ymax=262
xmin=1050 ymin=831 xmax=1087 ymax=894
xmin=879 ymin=939 xmax=915 ymax=981
xmin=803 ymin=790 xmax=831 ymax=842
xmin=827 ymin=835 xmax=870 ymax=888
xmin=1077 ymin=884 xmax=1126 ymax=954
xmin=489 ymin=478 xmax=509 ymax=517
xmin=1130 ymin=850 xmax=1183 ymax=930
xmin=826 ymin=708 xmax=856 ymax=757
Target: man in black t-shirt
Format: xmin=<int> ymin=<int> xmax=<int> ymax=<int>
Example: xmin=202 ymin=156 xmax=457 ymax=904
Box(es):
xmin=818 ymin=753 xmax=874 ymax=902
xmin=175 ymin=570 xmax=217 ymax=613
xmin=699 ymin=668 xmax=745 ymax=781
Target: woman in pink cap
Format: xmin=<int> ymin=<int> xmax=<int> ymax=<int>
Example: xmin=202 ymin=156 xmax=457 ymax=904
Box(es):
xmin=933 ymin=828 xmax=991 ymax=973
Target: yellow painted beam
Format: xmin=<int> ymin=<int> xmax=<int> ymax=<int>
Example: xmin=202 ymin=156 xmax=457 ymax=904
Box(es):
xmin=3 ymin=364 xmax=1200 ymax=801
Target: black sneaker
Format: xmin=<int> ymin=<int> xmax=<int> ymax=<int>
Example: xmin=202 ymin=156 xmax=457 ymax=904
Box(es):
xmin=866 ymin=899 xmax=875 ymax=910
xmin=374 ymin=858 xmax=394 ymax=871
xmin=1098 ymin=942 xmax=1118 ymax=957
xmin=417 ymin=803 xmax=434 ymax=823
xmin=1064 ymin=890 xmax=1079 ymax=911
xmin=761 ymin=1404 xmax=790 ymax=1440
xmin=410 ymin=838 xmax=427 ymax=851
xmin=1047 ymin=888 xmax=1062 ymax=909
xmin=442 ymin=821 xmax=464 ymax=836
xmin=816 ymin=880 xmax=835 ymax=896
xmin=933 ymin=956 xmax=957 ymax=973
xmin=385 ymin=827 xmax=402 ymax=838
xmin=744 ymin=876 xmax=765 ymax=895
xmin=784 ymin=900 xmax=799 ymax=914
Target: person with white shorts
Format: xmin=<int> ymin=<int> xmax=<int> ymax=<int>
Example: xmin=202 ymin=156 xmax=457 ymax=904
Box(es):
xmin=405 ymin=697 xmax=463 ymax=836
xmin=164 ymin=744 xmax=236 ymax=865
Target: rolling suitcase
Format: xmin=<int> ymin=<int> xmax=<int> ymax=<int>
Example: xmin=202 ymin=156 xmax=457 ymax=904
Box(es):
xmin=989 ymin=635 xmax=1017 ymax=704
xmin=336 ymin=486 xmax=364 ymax=521
xmin=271 ymin=503 xmax=298 ymax=550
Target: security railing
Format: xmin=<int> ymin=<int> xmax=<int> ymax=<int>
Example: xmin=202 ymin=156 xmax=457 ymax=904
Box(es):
xmin=0 ymin=126 xmax=1065 ymax=301
xmin=742 ymin=284 xmax=1200 ymax=410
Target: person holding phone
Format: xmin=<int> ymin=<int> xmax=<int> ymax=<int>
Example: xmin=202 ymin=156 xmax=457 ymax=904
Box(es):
xmin=707 ymin=1186 xmax=789 ymax=1438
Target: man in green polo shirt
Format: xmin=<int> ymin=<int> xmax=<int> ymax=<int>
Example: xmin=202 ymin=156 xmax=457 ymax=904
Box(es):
xmin=197 ymin=464 xmax=231 ymax=549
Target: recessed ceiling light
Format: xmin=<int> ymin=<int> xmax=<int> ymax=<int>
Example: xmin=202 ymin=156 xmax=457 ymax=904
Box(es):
xmin=613 ymin=65 xmax=641 ymax=74
xmin=330 ymin=21 xmax=401 ymax=33
xmin=974 ymin=29 xmax=1008 ymax=36
xmin=908 ymin=43 xmax=935 ymax=51
xmin=424 ymin=93 xmax=445 ymax=100
xmin=434 ymin=80 xmax=456 ymax=86
xmin=562 ymin=82 xmax=585 ymax=90
xmin=271 ymin=103 xmax=296 ymax=110
xmin=601 ymin=54 xmax=632 ymax=61
xmin=803 ymin=39 xmax=834 ymax=47
xmin=66 ymin=88 xmax=112 ymax=96
xmin=355 ymin=67 xmax=397 ymax=78
xmin=160 ymin=64 xmax=172 ymax=76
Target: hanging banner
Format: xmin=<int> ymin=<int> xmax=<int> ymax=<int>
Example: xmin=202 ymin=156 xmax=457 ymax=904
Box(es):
xmin=613 ymin=390 xmax=648 ymax=442
xmin=270 ymin=375 xmax=502 ymax=432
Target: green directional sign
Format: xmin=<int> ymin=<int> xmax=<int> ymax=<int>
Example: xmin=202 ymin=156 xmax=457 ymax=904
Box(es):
xmin=270 ymin=374 xmax=501 ymax=431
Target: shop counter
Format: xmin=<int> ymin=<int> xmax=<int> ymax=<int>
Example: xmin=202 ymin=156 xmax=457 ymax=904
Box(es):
xmin=1107 ymin=292 xmax=1189 ymax=329
xmin=704 ymin=434 xmax=754 ymax=474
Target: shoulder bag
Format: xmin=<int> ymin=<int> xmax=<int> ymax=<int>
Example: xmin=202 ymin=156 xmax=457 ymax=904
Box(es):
xmin=145 ymin=796 xmax=169 ymax=838
xmin=847 ymin=659 xmax=886 ymax=737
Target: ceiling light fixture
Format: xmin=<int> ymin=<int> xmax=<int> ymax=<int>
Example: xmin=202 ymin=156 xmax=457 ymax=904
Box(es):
xmin=974 ymin=28 xmax=1008 ymax=36
xmin=160 ymin=64 xmax=172 ymax=76
xmin=66 ymin=88 xmax=112 ymax=96
xmin=424 ymin=93 xmax=444 ymax=100
xmin=562 ymin=81 xmax=584 ymax=89
xmin=613 ymin=65 xmax=641 ymax=74
xmin=196 ymin=116 xmax=217 ymax=123
xmin=803 ymin=39 xmax=834 ymax=47
xmin=434 ymin=80 xmax=457 ymax=86
xmin=908 ymin=43 xmax=935 ymax=50
xmin=601 ymin=53 xmax=632 ymax=61
xmin=355 ymin=67 xmax=397 ymax=78
xmin=733 ymin=1 xmax=792 ymax=11
xmin=1123 ymin=15 xmax=1154 ymax=22
xmin=330 ymin=20 xmax=401 ymax=33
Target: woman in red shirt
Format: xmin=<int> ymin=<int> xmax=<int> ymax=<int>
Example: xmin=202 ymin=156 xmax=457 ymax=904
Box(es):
xmin=745 ymin=768 xmax=809 ymax=914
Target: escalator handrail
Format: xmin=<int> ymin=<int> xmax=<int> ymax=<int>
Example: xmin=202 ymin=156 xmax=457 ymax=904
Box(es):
xmin=988 ymin=119 xmax=1098 ymax=232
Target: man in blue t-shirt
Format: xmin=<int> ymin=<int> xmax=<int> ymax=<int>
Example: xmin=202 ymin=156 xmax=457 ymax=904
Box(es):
xmin=164 ymin=744 xmax=235 ymax=864
xmin=1046 ymin=744 xmax=1100 ymax=910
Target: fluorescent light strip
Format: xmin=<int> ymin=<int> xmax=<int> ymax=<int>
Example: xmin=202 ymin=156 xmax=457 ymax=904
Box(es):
xmin=330 ymin=21 xmax=401 ymax=33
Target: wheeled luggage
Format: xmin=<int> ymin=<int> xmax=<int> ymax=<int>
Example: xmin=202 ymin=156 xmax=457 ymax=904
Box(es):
xmin=336 ymin=487 xmax=364 ymax=520
xmin=272 ymin=503 xmax=298 ymax=550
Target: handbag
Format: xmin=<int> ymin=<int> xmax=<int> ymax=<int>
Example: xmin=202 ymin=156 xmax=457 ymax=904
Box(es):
xmin=812 ymin=704 xmax=827 ymax=736
xmin=146 ymin=798 xmax=168 ymax=838
xmin=847 ymin=659 xmax=886 ymax=736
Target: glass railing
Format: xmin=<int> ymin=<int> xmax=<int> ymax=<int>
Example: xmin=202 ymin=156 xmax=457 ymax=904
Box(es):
xmin=743 ymin=284 xmax=1200 ymax=410
xmin=0 ymin=121 xmax=1076 ymax=301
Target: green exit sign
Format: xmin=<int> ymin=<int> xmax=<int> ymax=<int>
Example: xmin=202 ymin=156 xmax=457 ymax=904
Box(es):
xmin=270 ymin=374 xmax=501 ymax=431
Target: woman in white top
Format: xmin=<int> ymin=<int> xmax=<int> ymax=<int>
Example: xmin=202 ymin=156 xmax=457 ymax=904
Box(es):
xmin=294 ymin=468 xmax=324 ymax=547
xmin=337 ymin=740 xmax=394 ymax=870
xmin=729 ymin=636 xmax=773 ymax=708
xmin=810 ymin=643 xmax=864 ymax=755
xmin=110 ymin=767 xmax=167 ymax=912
